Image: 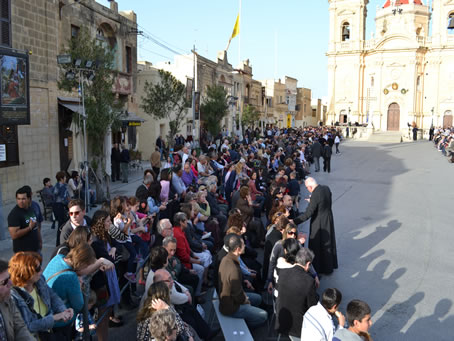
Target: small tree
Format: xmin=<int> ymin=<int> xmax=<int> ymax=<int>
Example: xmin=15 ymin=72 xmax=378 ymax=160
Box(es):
xmin=141 ymin=70 xmax=189 ymax=147
xmin=58 ymin=27 xmax=122 ymax=199
xmin=241 ymin=104 xmax=261 ymax=129
xmin=201 ymin=85 xmax=229 ymax=137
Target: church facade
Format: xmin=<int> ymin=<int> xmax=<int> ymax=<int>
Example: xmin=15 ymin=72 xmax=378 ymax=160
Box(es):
xmin=327 ymin=0 xmax=454 ymax=132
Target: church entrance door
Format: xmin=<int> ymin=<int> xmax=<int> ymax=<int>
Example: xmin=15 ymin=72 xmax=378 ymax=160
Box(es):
xmin=387 ymin=103 xmax=400 ymax=131
xmin=443 ymin=113 xmax=452 ymax=128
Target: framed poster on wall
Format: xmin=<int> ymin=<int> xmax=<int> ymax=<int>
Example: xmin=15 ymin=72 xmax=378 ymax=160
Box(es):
xmin=0 ymin=48 xmax=30 ymax=125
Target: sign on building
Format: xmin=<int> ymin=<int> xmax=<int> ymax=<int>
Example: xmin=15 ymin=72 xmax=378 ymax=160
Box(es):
xmin=0 ymin=48 xmax=30 ymax=125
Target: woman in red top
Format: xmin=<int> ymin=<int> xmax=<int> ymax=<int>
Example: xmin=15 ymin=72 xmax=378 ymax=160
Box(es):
xmin=172 ymin=212 xmax=205 ymax=296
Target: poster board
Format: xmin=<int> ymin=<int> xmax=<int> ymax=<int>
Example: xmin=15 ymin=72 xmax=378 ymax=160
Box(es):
xmin=0 ymin=48 xmax=30 ymax=125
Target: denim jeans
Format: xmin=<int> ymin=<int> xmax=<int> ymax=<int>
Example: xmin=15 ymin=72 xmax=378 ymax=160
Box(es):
xmin=131 ymin=234 xmax=148 ymax=261
xmin=123 ymin=241 xmax=137 ymax=273
xmin=231 ymin=292 xmax=268 ymax=328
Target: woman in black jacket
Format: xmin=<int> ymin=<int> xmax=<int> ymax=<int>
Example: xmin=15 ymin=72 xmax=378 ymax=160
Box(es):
xmin=90 ymin=210 xmax=122 ymax=340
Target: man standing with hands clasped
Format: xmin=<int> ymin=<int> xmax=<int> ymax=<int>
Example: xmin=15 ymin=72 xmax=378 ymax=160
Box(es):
xmin=293 ymin=177 xmax=338 ymax=275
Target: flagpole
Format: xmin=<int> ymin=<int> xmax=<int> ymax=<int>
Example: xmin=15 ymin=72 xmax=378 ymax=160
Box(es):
xmin=238 ymin=0 xmax=241 ymax=65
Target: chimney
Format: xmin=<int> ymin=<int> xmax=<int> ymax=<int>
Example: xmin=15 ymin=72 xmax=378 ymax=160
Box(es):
xmin=110 ymin=0 xmax=118 ymax=13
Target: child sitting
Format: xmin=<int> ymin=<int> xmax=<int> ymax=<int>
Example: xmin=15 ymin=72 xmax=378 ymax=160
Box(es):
xmin=75 ymin=290 xmax=97 ymax=339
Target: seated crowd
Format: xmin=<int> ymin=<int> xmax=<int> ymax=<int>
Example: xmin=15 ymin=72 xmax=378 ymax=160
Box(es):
xmin=3 ymin=125 xmax=373 ymax=341
xmin=431 ymin=127 xmax=454 ymax=163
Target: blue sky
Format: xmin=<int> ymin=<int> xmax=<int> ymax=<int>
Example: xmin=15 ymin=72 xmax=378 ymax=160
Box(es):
xmin=97 ymin=0 xmax=425 ymax=98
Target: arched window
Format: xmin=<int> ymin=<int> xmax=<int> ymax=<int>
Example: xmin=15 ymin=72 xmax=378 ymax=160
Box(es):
xmin=342 ymin=22 xmax=350 ymax=41
xmin=371 ymin=77 xmax=375 ymax=88
xmin=448 ymin=13 xmax=454 ymax=35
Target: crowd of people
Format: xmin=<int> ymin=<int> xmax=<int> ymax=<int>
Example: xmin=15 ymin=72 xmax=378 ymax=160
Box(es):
xmin=2 ymin=125 xmax=375 ymax=341
xmin=430 ymin=127 xmax=454 ymax=163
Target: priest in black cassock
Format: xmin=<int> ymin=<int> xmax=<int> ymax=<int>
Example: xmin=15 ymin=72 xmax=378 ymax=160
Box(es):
xmin=294 ymin=177 xmax=338 ymax=275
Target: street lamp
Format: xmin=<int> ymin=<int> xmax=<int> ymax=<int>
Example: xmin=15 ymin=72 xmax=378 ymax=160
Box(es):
xmin=227 ymin=95 xmax=238 ymax=137
xmin=57 ymin=53 xmax=98 ymax=341
xmin=431 ymin=107 xmax=434 ymax=127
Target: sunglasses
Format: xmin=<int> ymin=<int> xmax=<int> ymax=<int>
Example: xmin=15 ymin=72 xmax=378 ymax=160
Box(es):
xmin=69 ymin=210 xmax=81 ymax=217
xmin=0 ymin=276 xmax=10 ymax=286
xmin=287 ymin=231 xmax=296 ymax=236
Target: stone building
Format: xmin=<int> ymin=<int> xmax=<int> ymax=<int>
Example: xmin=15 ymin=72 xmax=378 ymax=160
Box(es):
xmin=327 ymin=0 xmax=454 ymax=132
xmin=296 ymin=87 xmax=314 ymax=127
xmin=135 ymin=61 xmax=192 ymax=160
xmin=285 ymin=76 xmax=298 ymax=128
xmin=0 ymin=0 xmax=137 ymax=204
xmin=261 ymin=79 xmax=288 ymax=128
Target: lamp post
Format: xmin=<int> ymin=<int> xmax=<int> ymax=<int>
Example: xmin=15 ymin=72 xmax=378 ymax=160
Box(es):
xmin=57 ymin=55 xmax=95 ymax=341
xmin=431 ymin=107 xmax=434 ymax=127
xmin=227 ymin=95 xmax=238 ymax=137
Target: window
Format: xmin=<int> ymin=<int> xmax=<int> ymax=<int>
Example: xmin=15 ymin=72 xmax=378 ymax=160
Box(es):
xmin=0 ymin=125 xmax=19 ymax=168
xmin=126 ymin=46 xmax=132 ymax=73
xmin=342 ymin=22 xmax=350 ymax=41
xmin=371 ymin=76 xmax=375 ymax=88
xmin=0 ymin=0 xmax=11 ymax=47
xmin=312 ymin=109 xmax=316 ymax=117
xmin=448 ymin=13 xmax=454 ymax=35
xmin=304 ymin=103 xmax=307 ymax=113
xmin=71 ymin=25 xmax=80 ymax=38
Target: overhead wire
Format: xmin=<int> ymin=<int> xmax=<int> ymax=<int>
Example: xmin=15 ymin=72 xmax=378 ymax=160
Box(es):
xmin=135 ymin=23 xmax=194 ymax=61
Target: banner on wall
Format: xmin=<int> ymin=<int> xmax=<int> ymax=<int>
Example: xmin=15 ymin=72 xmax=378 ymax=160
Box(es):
xmin=0 ymin=48 xmax=30 ymax=125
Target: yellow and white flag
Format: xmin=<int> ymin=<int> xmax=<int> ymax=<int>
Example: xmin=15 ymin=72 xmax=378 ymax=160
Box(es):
xmin=226 ymin=13 xmax=240 ymax=50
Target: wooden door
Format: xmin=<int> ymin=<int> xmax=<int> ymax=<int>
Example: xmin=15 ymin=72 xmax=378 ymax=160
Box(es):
xmin=387 ymin=103 xmax=400 ymax=131
xmin=443 ymin=114 xmax=453 ymax=128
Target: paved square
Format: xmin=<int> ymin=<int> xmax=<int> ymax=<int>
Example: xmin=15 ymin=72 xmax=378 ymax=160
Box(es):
xmin=305 ymin=140 xmax=454 ymax=340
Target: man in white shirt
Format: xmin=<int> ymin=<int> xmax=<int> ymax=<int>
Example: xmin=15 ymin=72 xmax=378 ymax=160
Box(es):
xmin=301 ymin=288 xmax=346 ymax=341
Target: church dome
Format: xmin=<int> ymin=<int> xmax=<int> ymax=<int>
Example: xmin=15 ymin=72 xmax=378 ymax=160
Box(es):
xmin=383 ymin=0 xmax=423 ymax=8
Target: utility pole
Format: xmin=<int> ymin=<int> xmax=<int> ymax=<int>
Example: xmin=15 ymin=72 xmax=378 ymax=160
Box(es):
xmin=0 ymin=183 xmax=5 ymax=240
xmin=192 ymin=44 xmax=196 ymax=144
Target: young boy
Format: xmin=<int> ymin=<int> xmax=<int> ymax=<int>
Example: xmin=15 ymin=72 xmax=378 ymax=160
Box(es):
xmin=287 ymin=171 xmax=300 ymax=205
xmin=75 ymin=290 xmax=97 ymax=339
xmin=301 ymin=288 xmax=346 ymax=341
xmin=333 ymin=299 xmax=372 ymax=341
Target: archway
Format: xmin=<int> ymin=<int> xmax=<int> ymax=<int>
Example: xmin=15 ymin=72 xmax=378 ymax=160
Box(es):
xmin=443 ymin=110 xmax=453 ymax=128
xmin=387 ymin=103 xmax=400 ymax=131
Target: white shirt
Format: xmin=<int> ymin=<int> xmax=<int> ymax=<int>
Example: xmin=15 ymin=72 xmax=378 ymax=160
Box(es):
xmin=334 ymin=136 xmax=340 ymax=144
xmin=301 ymin=302 xmax=343 ymax=341
xmin=140 ymin=270 xmax=189 ymax=309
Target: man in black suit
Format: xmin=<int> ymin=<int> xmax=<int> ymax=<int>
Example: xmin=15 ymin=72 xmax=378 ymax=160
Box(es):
xmin=311 ymin=139 xmax=322 ymax=172
xmin=294 ymin=177 xmax=338 ymax=275
xmin=323 ymin=142 xmax=332 ymax=173
xmin=111 ymin=143 xmax=121 ymax=182
xmin=275 ymin=248 xmax=318 ymax=338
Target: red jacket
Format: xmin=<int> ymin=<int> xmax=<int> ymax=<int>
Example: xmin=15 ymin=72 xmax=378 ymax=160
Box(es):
xmin=173 ymin=226 xmax=192 ymax=269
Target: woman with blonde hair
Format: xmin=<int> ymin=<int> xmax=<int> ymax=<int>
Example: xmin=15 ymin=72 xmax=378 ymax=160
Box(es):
xmin=137 ymin=281 xmax=195 ymax=341
xmin=10 ymin=251 xmax=73 ymax=338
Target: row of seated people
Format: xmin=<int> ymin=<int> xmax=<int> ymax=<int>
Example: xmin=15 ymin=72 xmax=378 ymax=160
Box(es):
xmin=432 ymin=127 xmax=454 ymax=162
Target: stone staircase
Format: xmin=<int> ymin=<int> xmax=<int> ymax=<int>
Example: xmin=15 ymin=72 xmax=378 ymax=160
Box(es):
xmin=367 ymin=131 xmax=403 ymax=143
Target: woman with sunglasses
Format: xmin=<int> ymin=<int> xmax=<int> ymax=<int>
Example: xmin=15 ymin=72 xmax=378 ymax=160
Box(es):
xmin=266 ymin=223 xmax=308 ymax=295
xmin=9 ymin=251 xmax=74 ymax=338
